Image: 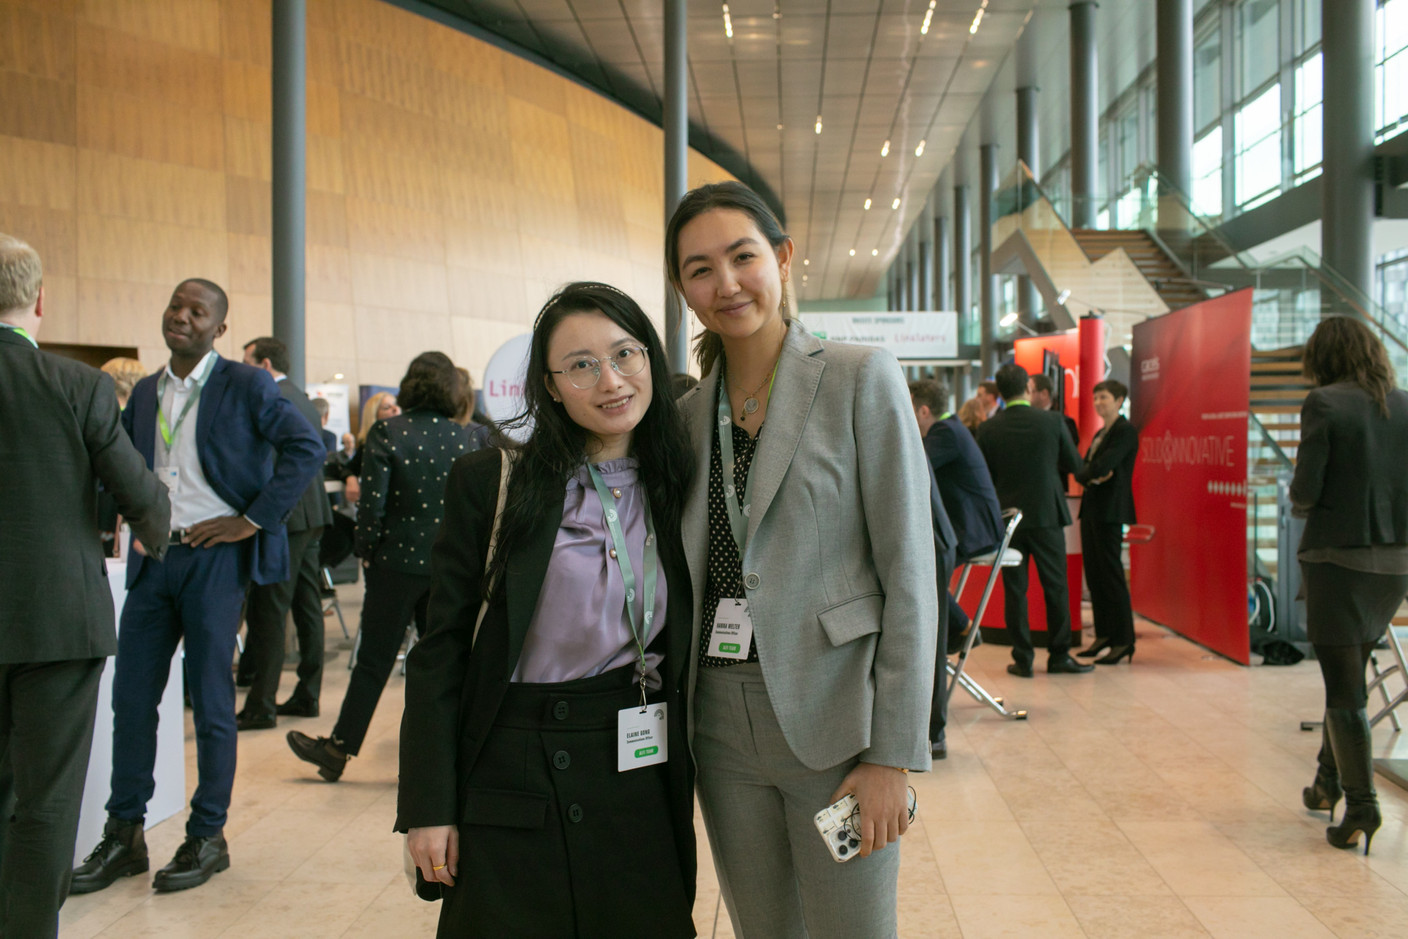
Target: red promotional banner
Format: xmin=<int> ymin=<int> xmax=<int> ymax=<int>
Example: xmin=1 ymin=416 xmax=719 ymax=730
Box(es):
xmin=1129 ymin=289 xmax=1253 ymax=664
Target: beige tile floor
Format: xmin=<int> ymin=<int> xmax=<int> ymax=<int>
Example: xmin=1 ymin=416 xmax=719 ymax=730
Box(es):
xmin=60 ymin=588 xmax=1408 ymax=938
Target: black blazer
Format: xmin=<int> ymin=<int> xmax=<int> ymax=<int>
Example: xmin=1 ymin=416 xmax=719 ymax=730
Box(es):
xmin=354 ymin=409 xmax=479 ymax=574
xmin=924 ymin=417 xmax=1004 ymax=560
xmin=277 ymin=377 xmax=335 ymax=534
xmin=1075 ymin=416 xmax=1139 ymax=524
xmin=976 ymin=403 xmax=1084 ymax=529
xmin=0 ymin=328 xmax=171 ymax=663
xmin=395 ymin=449 xmax=696 ymax=892
xmin=1291 ymin=382 xmax=1408 ymax=550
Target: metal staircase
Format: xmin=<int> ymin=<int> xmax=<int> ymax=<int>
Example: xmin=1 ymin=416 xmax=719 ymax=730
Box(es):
xmin=1069 ymin=229 xmax=1207 ymax=311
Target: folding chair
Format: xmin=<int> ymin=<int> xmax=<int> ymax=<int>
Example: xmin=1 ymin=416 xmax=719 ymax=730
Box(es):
xmin=945 ymin=508 xmax=1028 ymax=721
xmin=321 ymin=566 xmax=350 ymax=640
xmin=1368 ymin=623 xmax=1408 ymax=732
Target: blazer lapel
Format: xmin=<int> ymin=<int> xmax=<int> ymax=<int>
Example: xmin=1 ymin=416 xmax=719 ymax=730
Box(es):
xmin=680 ymin=373 xmax=717 ymax=609
xmin=502 ymin=493 xmax=565 ymax=677
xmin=195 ymin=356 xmax=229 ymax=455
xmin=744 ymin=321 xmax=824 ymax=546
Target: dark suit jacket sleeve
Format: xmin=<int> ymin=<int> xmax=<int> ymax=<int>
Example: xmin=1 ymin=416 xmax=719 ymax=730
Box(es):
xmin=1289 ymin=390 xmax=1329 ymax=518
xmin=1057 ymin=414 xmax=1084 ymax=478
xmin=1075 ymin=420 xmax=1139 ymax=485
xmin=243 ymin=371 xmax=325 ymax=529
xmin=397 ymin=450 xmax=498 ymax=830
xmin=86 ymin=375 xmax=171 ymax=560
xmin=354 ymin=420 xmax=394 ymax=559
xmin=923 ymin=424 xmax=958 ymax=471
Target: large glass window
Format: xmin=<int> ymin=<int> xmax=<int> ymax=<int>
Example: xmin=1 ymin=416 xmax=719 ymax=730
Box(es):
xmin=1194 ymin=23 xmax=1223 ymax=132
xmin=1379 ymin=248 xmax=1408 ymax=333
xmin=1293 ymin=53 xmax=1322 ymax=181
xmin=1237 ymin=0 xmax=1281 ymax=94
xmin=1378 ymin=0 xmax=1408 ymax=139
xmin=1193 ymin=126 xmax=1224 ymax=217
xmin=1235 ymin=83 xmax=1282 ymax=207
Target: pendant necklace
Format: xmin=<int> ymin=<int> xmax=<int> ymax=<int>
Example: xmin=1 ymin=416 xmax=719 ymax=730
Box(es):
xmin=731 ymin=336 xmax=785 ymax=423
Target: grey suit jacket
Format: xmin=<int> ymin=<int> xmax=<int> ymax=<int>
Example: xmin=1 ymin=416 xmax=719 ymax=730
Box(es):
xmin=679 ymin=322 xmax=938 ymax=772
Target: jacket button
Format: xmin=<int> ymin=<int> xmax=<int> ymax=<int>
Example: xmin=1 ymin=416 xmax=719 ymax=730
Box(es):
xmin=743 ymin=572 xmax=760 ymax=590
xmin=552 ymin=750 xmax=571 ymax=770
xmin=553 ymin=700 xmax=569 ymax=720
xmin=568 ymin=803 xmax=584 ymax=823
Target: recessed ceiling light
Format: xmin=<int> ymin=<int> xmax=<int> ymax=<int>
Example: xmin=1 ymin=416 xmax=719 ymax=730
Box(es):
xmin=921 ymin=1 xmax=935 ymax=35
xmin=776 ymin=123 xmax=784 ymax=130
xmin=864 ymin=198 xmax=872 ymax=210
xmin=849 ymin=249 xmax=856 ymax=257
xmin=881 ymin=139 xmax=890 ymax=157
xmin=814 ymin=115 xmax=823 ymax=134
xmin=871 ymin=248 xmax=879 ymax=257
xmin=915 ymin=139 xmax=926 ymax=157
xmin=803 ymin=258 xmax=810 ymax=265
xmin=970 ymin=0 xmax=989 ymax=36
xmin=892 ymin=197 xmax=901 ymax=210
xmin=723 ymin=3 xmax=733 ymax=39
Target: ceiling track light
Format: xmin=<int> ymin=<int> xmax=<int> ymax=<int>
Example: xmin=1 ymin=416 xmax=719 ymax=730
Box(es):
xmin=881 ymin=139 xmax=891 ymax=157
xmin=722 ymin=3 xmax=733 ymax=39
xmin=915 ymin=139 xmax=926 ymax=157
xmin=891 ymin=197 xmax=901 ymax=210
xmin=970 ymin=0 xmax=989 ymax=36
xmin=864 ymin=197 xmax=872 ymax=210
xmin=814 ymin=115 xmax=823 ymax=134
xmin=921 ymin=0 xmax=935 ymax=35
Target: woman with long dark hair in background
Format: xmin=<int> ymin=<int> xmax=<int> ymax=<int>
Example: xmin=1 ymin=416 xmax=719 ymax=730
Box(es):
xmin=396 ymin=283 xmax=697 ymax=937
xmin=1293 ymin=316 xmax=1408 ymax=855
xmin=286 ymin=352 xmax=485 ymax=782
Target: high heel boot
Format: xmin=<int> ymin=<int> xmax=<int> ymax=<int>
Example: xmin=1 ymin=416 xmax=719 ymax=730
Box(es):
xmin=1323 ymin=707 xmax=1381 ymax=855
xmin=1077 ymin=637 xmax=1111 ymax=659
xmin=1094 ymin=645 xmax=1134 ymax=665
xmin=1302 ymin=723 xmax=1342 ymax=817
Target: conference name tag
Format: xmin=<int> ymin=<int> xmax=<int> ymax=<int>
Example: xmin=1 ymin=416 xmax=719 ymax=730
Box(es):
xmin=159 ymin=467 xmax=180 ymax=492
xmin=708 ymin=598 xmax=754 ymax=660
xmin=617 ymin=702 xmax=667 ymax=772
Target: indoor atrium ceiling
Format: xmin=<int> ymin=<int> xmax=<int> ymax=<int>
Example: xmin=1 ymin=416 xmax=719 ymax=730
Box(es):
xmin=407 ymin=0 xmax=1053 ymax=302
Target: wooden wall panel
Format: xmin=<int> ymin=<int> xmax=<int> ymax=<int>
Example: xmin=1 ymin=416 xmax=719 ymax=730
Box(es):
xmin=0 ymin=0 xmax=733 ymax=387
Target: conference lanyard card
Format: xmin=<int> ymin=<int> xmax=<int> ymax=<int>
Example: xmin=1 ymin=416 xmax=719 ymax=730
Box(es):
xmin=159 ymin=467 xmax=180 ymax=492
xmin=708 ymin=599 xmax=754 ymax=660
xmin=617 ymin=702 xmax=667 ymax=772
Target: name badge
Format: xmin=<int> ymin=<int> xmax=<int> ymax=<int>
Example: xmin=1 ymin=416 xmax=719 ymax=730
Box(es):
xmin=707 ymin=598 xmax=754 ymax=660
xmin=159 ymin=467 xmax=180 ymax=493
xmin=617 ymin=702 xmax=667 ymax=772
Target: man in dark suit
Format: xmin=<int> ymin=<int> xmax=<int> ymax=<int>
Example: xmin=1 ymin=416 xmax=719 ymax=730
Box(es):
xmin=976 ymin=363 xmax=1093 ymax=677
xmin=1030 ymin=374 xmax=1079 ymax=446
xmin=911 ymin=379 xmax=1004 ymax=757
xmin=0 ymin=234 xmax=171 ymax=936
xmin=236 ymin=337 xmax=335 ymax=728
xmin=71 ymin=279 xmax=323 ymax=895
xmin=1074 ymin=379 xmax=1140 ymax=662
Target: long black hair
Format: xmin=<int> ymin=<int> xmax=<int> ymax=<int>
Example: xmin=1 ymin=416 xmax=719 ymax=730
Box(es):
xmin=664 ymin=180 xmax=793 ymax=378
xmin=485 ymin=282 xmax=694 ymax=596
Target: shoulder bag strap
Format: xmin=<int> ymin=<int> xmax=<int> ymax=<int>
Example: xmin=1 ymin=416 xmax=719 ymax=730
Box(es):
xmin=470 ymin=448 xmax=514 ymax=650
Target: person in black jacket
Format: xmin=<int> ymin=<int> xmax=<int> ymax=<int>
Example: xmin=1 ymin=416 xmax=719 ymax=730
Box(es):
xmin=236 ymin=337 xmax=336 ymax=727
xmin=1292 ymin=316 xmax=1408 ymax=856
xmin=1074 ymin=380 xmax=1140 ymax=664
xmin=397 ymin=284 xmax=696 ymax=937
xmin=976 ymin=363 xmax=1093 ymax=677
xmin=287 ymin=352 xmax=484 ymax=781
xmin=0 ymin=234 xmax=171 ymax=937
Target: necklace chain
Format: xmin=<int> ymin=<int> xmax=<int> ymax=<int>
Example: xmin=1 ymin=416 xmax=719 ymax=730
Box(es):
xmin=729 ymin=332 xmax=786 ymax=423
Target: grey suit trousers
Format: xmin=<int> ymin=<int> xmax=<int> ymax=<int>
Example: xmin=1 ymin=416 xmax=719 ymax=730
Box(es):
xmin=695 ymin=664 xmax=901 ymax=939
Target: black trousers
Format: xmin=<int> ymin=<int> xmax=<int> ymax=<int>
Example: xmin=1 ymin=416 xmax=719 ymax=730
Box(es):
xmin=242 ymin=526 xmax=324 ymax=717
xmin=1080 ymin=517 xmax=1135 ymax=647
xmin=437 ymin=667 xmax=693 ymax=939
xmin=333 ymin=564 xmax=428 ymax=755
xmin=0 ymin=657 xmax=104 ymax=939
xmin=1001 ymin=525 xmax=1073 ymax=667
xmin=928 ymin=562 xmax=953 ymax=744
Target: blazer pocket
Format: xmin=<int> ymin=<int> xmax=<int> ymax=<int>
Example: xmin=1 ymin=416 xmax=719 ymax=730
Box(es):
xmin=460 ymin=788 xmax=549 ymax=829
xmin=816 ymin=592 xmax=884 ymax=647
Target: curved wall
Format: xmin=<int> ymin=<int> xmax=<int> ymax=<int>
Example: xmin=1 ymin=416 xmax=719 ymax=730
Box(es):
xmin=0 ymin=0 xmax=730 ymax=387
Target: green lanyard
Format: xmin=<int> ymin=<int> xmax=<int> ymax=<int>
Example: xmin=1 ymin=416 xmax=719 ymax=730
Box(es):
xmin=939 ymin=411 xmax=953 ymax=421
xmin=715 ymin=363 xmax=776 ymax=557
xmin=587 ymin=463 xmax=659 ymax=704
xmin=0 ymin=324 xmax=37 ymax=348
xmin=157 ymin=357 xmax=212 ymax=450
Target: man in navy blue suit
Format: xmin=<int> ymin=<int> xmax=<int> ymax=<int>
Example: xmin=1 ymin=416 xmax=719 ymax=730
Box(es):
xmin=911 ymin=379 xmax=1004 ymax=756
xmin=71 ymin=279 xmax=324 ymax=894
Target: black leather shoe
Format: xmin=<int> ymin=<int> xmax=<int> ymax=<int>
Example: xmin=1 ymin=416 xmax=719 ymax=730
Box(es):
xmin=1047 ymin=655 xmax=1095 ymax=674
xmin=931 ymin=733 xmax=948 ymax=760
xmin=275 ymin=697 xmax=319 ymax=718
xmin=236 ymin=711 xmax=277 ymax=731
xmin=1006 ymin=663 xmax=1034 ymax=679
xmin=1076 ymin=637 xmax=1111 ymax=659
xmin=287 ymin=730 xmax=349 ymax=781
xmin=153 ymin=834 xmax=229 ymax=892
xmin=70 ymin=816 xmax=148 ymax=894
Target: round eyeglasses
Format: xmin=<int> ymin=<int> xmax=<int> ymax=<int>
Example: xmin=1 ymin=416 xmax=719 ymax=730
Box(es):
xmin=548 ymin=345 xmax=649 ymax=390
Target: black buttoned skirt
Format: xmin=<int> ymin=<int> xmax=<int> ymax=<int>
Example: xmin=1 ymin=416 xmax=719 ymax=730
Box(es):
xmin=437 ymin=664 xmax=695 ymax=938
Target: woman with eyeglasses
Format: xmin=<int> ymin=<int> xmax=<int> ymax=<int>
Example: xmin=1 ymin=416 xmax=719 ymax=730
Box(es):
xmin=667 ymin=181 xmax=936 ymax=936
xmin=396 ymin=283 xmax=697 ymax=937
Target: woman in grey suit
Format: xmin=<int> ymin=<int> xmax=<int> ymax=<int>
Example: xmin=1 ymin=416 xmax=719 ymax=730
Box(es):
xmin=1292 ymin=316 xmax=1408 ymax=855
xmin=667 ymin=182 xmax=937 ymax=938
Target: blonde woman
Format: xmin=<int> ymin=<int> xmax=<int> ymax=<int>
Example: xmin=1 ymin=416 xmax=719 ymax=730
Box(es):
xmin=343 ymin=392 xmax=401 ymax=504
xmin=100 ymin=357 xmax=146 ymax=411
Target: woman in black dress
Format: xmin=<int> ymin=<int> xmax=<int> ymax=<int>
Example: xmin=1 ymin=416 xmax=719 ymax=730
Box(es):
xmin=1293 ymin=316 xmax=1408 ymax=854
xmin=287 ymin=352 xmax=484 ymax=781
xmin=397 ymin=283 xmax=697 ymax=937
